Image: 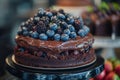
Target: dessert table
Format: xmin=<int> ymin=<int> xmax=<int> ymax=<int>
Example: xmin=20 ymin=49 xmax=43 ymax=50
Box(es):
xmin=5 ymin=54 xmax=104 ymax=80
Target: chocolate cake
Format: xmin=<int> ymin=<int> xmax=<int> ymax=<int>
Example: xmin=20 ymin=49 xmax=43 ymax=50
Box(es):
xmin=14 ymin=8 xmax=96 ymax=68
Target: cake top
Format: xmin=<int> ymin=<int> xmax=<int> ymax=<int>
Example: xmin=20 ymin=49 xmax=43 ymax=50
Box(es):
xmin=17 ymin=8 xmax=90 ymax=42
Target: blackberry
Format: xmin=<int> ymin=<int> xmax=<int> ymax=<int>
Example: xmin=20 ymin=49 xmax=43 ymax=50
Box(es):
xmin=36 ymin=21 xmax=47 ymax=33
xmin=56 ymin=28 xmax=62 ymax=34
xmin=74 ymin=19 xmax=81 ymax=31
xmin=51 ymin=10 xmax=57 ymax=16
xmin=58 ymin=9 xmax=64 ymax=14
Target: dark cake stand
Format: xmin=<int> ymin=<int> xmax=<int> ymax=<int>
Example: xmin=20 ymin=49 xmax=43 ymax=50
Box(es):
xmin=5 ymin=55 xmax=104 ymax=80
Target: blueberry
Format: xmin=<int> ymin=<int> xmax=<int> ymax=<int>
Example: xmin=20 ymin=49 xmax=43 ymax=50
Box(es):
xmin=33 ymin=17 xmax=40 ymax=24
xmin=51 ymin=16 xmax=58 ymax=22
xmin=50 ymin=23 xmax=58 ymax=31
xmin=31 ymin=31 xmax=39 ymax=39
xmin=70 ymin=32 xmax=77 ymax=39
xmin=22 ymin=27 xmax=27 ymax=31
xmin=78 ymin=29 xmax=86 ymax=37
xmin=46 ymin=12 xmax=53 ymax=17
xmin=38 ymin=8 xmax=45 ymax=17
xmin=58 ymin=9 xmax=64 ymax=14
xmin=21 ymin=22 xmax=25 ymax=27
xmin=17 ymin=30 xmax=23 ymax=35
xmin=46 ymin=30 xmax=55 ymax=37
xmin=68 ymin=25 xmax=75 ymax=32
xmin=61 ymin=34 xmax=69 ymax=41
xmin=83 ymin=25 xmax=90 ymax=35
xmin=58 ymin=13 xmax=65 ymax=19
xmin=61 ymin=22 xmax=68 ymax=29
xmin=54 ymin=34 xmax=60 ymax=41
xmin=23 ymin=30 xmax=29 ymax=36
xmin=63 ymin=29 xmax=71 ymax=35
xmin=39 ymin=33 xmax=48 ymax=40
xmin=67 ymin=17 xmax=74 ymax=24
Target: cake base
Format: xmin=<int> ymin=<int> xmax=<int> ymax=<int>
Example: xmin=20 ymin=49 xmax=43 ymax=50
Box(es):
xmin=5 ymin=54 xmax=104 ymax=80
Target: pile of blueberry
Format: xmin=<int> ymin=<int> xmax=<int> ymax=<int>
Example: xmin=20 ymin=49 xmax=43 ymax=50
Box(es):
xmin=18 ymin=8 xmax=90 ymax=41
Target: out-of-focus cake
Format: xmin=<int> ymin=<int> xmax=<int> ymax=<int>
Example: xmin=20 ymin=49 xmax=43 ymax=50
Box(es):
xmin=14 ymin=8 xmax=96 ymax=68
xmin=82 ymin=3 xmax=120 ymax=37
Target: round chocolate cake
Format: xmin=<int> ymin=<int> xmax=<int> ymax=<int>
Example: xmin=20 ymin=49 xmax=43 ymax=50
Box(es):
xmin=14 ymin=8 xmax=96 ymax=68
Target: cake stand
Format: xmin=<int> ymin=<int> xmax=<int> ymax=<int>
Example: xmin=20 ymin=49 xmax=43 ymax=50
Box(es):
xmin=5 ymin=54 xmax=104 ymax=80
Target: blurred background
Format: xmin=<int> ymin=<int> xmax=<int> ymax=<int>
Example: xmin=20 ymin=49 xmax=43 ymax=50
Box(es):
xmin=0 ymin=0 xmax=120 ymax=79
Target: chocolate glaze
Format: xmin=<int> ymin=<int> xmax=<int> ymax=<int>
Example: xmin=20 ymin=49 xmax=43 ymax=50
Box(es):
xmin=15 ymin=49 xmax=96 ymax=68
xmin=15 ymin=33 xmax=94 ymax=55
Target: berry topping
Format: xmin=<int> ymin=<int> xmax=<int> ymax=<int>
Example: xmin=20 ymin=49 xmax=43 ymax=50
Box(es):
xmin=23 ymin=31 xmax=29 ymax=36
xmin=78 ymin=29 xmax=86 ymax=37
xmin=63 ymin=29 xmax=71 ymax=35
xmin=60 ymin=22 xmax=68 ymax=29
xmin=39 ymin=33 xmax=48 ymax=40
xmin=67 ymin=17 xmax=74 ymax=24
xmin=70 ymin=32 xmax=77 ymax=39
xmin=58 ymin=13 xmax=66 ymax=19
xmin=61 ymin=34 xmax=69 ymax=41
xmin=46 ymin=12 xmax=53 ymax=17
xmin=54 ymin=34 xmax=61 ymax=41
xmin=31 ymin=31 xmax=39 ymax=39
xmin=68 ymin=25 xmax=75 ymax=32
xmin=36 ymin=21 xmax=46 ymax=33
xmin=18 ymin=8 xmax=90 ymax=41
xmin=46 ymin=30 xmax=55 ymax=37
xmin=38 ymin=8 xmax=45 ymax=17
xmin=50 ymin=23 xmax=58 ymax=31
xmin=83 ymin=25 xmax=90 ymax=35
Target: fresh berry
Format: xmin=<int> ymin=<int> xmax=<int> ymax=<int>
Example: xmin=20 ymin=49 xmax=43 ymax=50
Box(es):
xmin=51 ymin=16 xmax=58 ymax=23
xmin=46 ymin=12 xmax=53 ymax=17
xmin=61 ymin=34 xmax=69 ymax=41
xmin=23 ymin=30 xmax=29 ymax=36
xmin=68 ymin=25 xmax=75 ymax=32
xmin=22 ymin=27 xmax=28 ymax=31
xmin=17 ymin=30 xmax=23 ymax=35
xmin=67 ymin=17 xmax=74 ymax=24
xmin=58 ymin=13 xmax=65 ymax=19
xmin=56 ymin=28 xmax=62 ymax=34
xmin=38 ymin=8 xmax=45 ymax=17
xmin=54 ymin=34 xmax=61 ymax=41
xmin=70 ymin=32 xmax=77 ymax=39
xmin=46 ymin=30 xmax=55 ymax=37
xmin=63 ymin=29 xmax=71 ymax=35
xmin=78 ymin=29 xmax=86 ymax=37
xmin=83 ymin=25 xmax=90 ymax=35
xmin=50 ymin=23 xmax=58 ymax=31
xmin=31 ymin=31 xmax=39 ymax=39
xmin=33 ymin=17 xmax=40 ymax=24
xmin=36 ymin=21 xmax=46 ymax=33
xmin=21 ymin=22 xmax=25 ymax=27
xmin=60 ymin=22 xmax=68 ymax=29
xmin=51 ymin=10 xmax=57 ymax=15
xmin=39 ymin=33 xmax=48 ymax=40
xmin=58 ymin=9 xmax=64 ymax=14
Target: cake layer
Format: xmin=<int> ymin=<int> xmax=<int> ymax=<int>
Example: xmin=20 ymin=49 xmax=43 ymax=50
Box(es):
xmin=15 ymin=33 xmax=94 ymax=55
xmin=14 ymin=49 xmax=96 ymax=68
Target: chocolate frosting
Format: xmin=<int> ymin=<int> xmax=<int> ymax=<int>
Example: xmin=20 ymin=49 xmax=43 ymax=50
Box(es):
xmin=15 ymin=33 xmax=94 ymax=54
